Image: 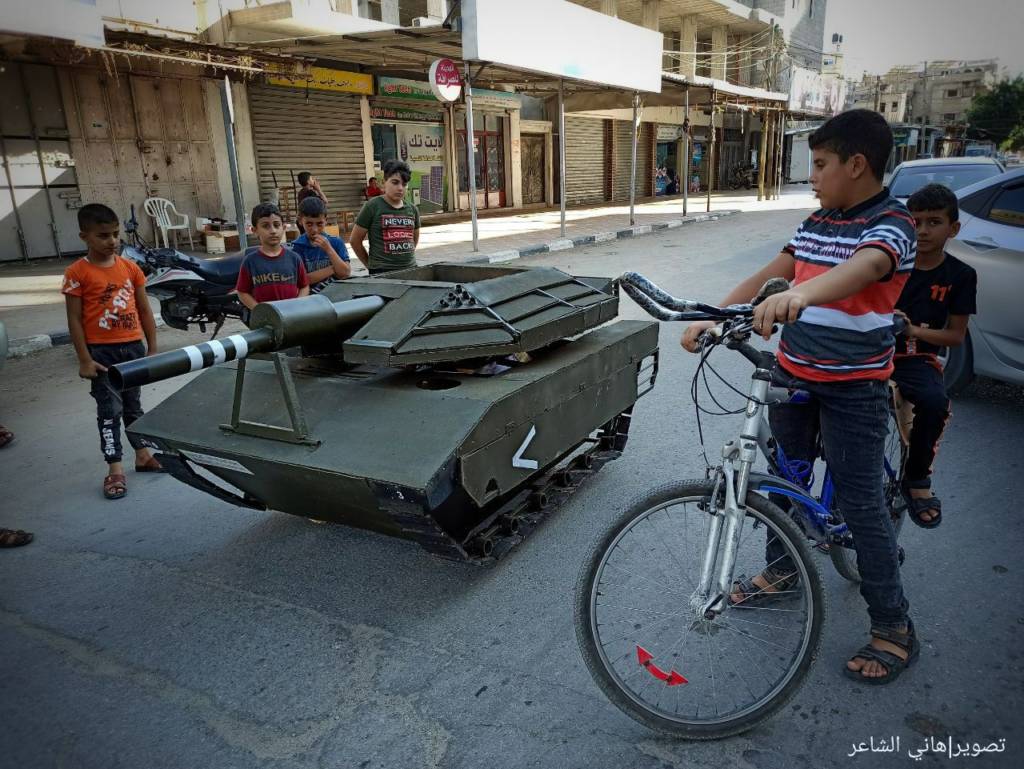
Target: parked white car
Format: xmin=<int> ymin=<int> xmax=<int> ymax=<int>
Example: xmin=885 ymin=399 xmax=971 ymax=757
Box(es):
xmin=942 ymin=167 xmax=1024 ymax=393
xmin=888 ymin=156 xmax=1004 ymax=201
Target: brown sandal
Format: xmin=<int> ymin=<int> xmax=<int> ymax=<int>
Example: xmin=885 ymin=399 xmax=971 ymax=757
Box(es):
xmin=0 ymin=426 xmax=13 ymax=449
xmin=135 ymin=455 xmax=164 ymax=473
xmin=103 ymin=474 xmax=127 ymax=500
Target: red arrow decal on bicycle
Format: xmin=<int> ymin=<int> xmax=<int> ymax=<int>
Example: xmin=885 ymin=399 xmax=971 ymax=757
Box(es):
xmin=636 ymin=645 xmax=689 ymax=686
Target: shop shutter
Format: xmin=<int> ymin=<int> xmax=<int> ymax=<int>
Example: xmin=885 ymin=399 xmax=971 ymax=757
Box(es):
xmin=563 ymin=116 xmax=606 ymax=206
xmin=612 ymin=121 xmax=654 ymax=202
xmin=248 ymin=85 xmax=366 ymax=215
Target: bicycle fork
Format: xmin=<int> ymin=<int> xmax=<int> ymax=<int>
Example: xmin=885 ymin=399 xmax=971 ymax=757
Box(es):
xmin=693 ymin=376 xmax=771 ymax=618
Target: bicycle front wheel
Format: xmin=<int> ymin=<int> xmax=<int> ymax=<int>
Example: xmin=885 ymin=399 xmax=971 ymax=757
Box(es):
xmin=575 ymin=480 xmax=825 ymax=740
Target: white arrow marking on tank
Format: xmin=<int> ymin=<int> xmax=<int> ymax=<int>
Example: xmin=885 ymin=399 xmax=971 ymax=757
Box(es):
xmin=512 ymin=425 xmax=539 ymax=470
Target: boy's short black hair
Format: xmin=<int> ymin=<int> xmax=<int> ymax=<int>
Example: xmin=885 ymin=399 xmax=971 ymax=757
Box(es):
xmin=298 ymin=195 xmax=327 ymax=218
xmin=78 ymin=203 xmax=118 ymax=231
xmin=297 ymin=171 xmax=312 ymax=187
xmin=808 ymin=109 xmax=893 ymax=181
xmin=251 ymin=202 xmax=283 ymax=227
xmin=906 ymin=183 xmax=959 ymax=223
xmin=381 ymin=159 xmax=411 ymax=184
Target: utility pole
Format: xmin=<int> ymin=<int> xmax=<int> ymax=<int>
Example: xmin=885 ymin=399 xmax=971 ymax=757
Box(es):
xmin=875 ymin=75 xmax=882 ymax=113
xmin=764 ymin=23 xmax=776 ymax=91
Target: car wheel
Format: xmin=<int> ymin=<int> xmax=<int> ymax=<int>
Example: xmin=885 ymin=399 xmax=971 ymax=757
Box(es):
xmin=942 ymin=331 xmax=974 ymax=396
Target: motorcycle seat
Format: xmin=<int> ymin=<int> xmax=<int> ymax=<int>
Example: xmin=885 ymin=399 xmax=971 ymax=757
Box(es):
xmin=185 ymin=253 xmax=245 ymax=285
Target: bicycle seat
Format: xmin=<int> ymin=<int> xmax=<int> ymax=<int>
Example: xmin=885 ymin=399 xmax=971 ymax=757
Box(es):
xmin=183 ymin=253 xmax=245 ymax=285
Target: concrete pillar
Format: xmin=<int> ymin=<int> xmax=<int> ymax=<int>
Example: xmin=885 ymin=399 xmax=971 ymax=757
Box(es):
xmin=509 ymin=110 xmax=523 ymax=209
xmin=600 ymin=0 xmax=618 ymax=16
xmin=738 ymin=35 xmax=752 ymax=86
xmin=678 ymin=15 xmax=697 ymax=79
xmin=642 ymin=0 xmax=660 ymax=31
xmin=360 ymin=96 xmax=375 ymax=181
xmin=711 ymin=25 xmax=728 ymax=81
xmin=426 ymin=0 xmax=448 ymax=20
xmin=381 ymin=0 xmax=400 ymax=25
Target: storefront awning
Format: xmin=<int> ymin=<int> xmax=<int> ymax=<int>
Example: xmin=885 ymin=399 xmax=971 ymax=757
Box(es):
xmin=562 ymin=72 xmax=787 ymax=112
xmin=214 ymin=1 xmax=661 ymax=97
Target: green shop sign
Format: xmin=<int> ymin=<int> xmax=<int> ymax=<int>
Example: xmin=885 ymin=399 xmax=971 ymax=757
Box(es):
xmin=369 ymin=104 xmax=443 ymax=122
xmin=377 ymin=77 xmax=437 ymax=101
xmin=377 ymin=77 xmax=521 ymax=108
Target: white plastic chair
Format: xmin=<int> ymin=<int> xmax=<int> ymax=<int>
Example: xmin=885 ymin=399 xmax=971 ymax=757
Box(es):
xmin=144 ymin=197 xmax=194 ymax=250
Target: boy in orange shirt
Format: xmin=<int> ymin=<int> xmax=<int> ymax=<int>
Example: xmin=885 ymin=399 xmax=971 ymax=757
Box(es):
xmin=62 ymin=204 xmax=162 ymax=500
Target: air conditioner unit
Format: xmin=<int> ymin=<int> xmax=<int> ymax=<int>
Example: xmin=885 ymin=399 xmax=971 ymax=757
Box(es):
xmin=412 ymin=17 xmax=441 ymax=27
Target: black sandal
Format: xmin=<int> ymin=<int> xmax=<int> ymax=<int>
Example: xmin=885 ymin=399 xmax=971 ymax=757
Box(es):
xmin=0 ymin=528 xmax=33 ymax=547
xmin=907 ymin=495 xmax=942 ymax=529
xmin=843 ymin=619 xmax=920 ymax=685
xmin=730 ymin=566 xmax=799 ymax=609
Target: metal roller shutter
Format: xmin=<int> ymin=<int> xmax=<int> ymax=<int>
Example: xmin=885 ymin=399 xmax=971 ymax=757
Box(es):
xmin=612 ymin=121 xmax=654 ymax=201
xmin=248 ymin=85 xmax=366 ymax=214
xmin=563 ymin=116 xmax=606 ymax=206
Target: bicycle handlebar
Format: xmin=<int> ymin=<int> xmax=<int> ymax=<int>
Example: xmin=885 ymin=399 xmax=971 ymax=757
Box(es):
xmin=618 ymin=272 xmax=759 ymax=322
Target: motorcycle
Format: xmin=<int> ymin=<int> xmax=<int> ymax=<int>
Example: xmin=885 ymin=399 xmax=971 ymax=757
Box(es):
xmin=121 ymin=206 xmax=245 ymax=337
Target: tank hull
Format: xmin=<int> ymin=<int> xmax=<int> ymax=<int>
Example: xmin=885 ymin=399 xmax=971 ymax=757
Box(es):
xmin=129 ymin=320 xmax=658 ymax=561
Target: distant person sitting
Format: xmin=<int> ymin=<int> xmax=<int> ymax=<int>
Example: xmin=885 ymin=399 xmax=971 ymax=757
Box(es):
xmin=235 ymin=202 xmax=309 ymax=310
xmin=290 ymin=196 xmax=351 ymax=293
xmin=665 ymin=168 xmax=679 ymax=195
xmin=365 ymin=176 xmax=383 ymax=199
xmin=296 ymin=171 xmax=328 ymax=206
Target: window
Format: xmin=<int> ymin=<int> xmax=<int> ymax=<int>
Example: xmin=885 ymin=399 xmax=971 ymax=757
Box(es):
xmin=943 ymin=113 xmax=957 ymax=122
xmin=986 ymin=185 xmax=1024 ymax=228
xmin=371 ymin=123 xmax=397 ymax=164
xmin=891 ymin=101 xmax=899 ymax=110
xmin=946 ymin=88 xmax=959 ymax=97
xmin=889 ymin=164 xmax=1003 ymax=198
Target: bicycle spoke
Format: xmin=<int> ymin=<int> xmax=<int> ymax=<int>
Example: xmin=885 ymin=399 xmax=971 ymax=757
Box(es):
xmin=579 ymin=490 xmax=819 ymax=735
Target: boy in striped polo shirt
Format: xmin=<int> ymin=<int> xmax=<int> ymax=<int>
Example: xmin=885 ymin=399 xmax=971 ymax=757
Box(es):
xmin=682 ymin=110 xmax=918 ymax=685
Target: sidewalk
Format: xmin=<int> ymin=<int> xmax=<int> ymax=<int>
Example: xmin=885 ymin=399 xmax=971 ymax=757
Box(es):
xmin=1 ymin=185 xmax=817 ymax=354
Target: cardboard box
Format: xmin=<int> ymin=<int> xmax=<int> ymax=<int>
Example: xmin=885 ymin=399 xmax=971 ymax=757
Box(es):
xmin=205 ymin=233 xmax=226 ymax=254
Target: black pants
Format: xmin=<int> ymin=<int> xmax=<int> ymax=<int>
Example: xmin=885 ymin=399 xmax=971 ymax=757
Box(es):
xmin=890 ymin=355 xmax=951 ymax=489
xmin=87 ymin=341 xmax=147 ymax=464
xmin=767 ymin=366 xmax=909 ymax=630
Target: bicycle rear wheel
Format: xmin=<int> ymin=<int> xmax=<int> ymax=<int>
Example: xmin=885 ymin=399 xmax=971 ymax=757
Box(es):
xmin=829 ymin=405 xmax=908 ymax=582
xmin=575 ymin=479 xmax=825 ymax=739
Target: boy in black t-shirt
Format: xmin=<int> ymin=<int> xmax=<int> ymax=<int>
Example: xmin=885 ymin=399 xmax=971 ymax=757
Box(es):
xmin=893 ymin=184 xmax=977 ymax=529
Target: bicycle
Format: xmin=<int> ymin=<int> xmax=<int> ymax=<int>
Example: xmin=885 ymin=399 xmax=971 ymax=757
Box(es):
xmin=574 ymin=272 xmax=910 ymax=739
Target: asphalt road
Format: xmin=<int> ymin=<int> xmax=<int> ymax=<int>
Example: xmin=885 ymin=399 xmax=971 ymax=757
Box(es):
xmin=2 ymin=208 xmax=1022 ymax=769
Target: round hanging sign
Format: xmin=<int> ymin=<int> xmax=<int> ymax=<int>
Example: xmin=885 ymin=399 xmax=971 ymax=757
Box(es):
xmin=429 ymin=58 xmax=463 ymax=103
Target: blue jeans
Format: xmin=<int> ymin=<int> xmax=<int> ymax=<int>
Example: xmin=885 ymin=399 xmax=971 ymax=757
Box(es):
xmin=766 ymin=366 xmax=910 ymax=630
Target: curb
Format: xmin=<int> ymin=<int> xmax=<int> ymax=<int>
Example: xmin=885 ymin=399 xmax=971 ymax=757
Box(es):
xmin=463 ymin=210 xmax=736 ymax=266
xmin=4 ymin=209 xmax=737 ymax=359
xmin=6 ymin=314 xmax=167 ymax=360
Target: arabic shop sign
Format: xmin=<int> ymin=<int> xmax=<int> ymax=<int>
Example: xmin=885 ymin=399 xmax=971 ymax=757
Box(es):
xmin=268 ymin=66 xmax=373 ymax=95
xmin=377 ymin=76 xmax=520 ymax=109
xmin=378 ymin=77 xmax=437 ymax=101
xmin=369 ymin=104 xmax=443 ymax=123
xmin=429 ymin=58 xmax=463 ymax=102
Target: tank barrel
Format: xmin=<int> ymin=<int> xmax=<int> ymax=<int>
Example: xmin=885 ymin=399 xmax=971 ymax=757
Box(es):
xmin=109 ymin=327 xmax=276 ymax=391
xmin=109 ymin=294 xmax=385 ymax=390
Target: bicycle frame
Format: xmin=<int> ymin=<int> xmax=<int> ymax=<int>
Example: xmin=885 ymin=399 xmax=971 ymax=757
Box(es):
xmin=692 ymin=362 xmax=905 ymax=617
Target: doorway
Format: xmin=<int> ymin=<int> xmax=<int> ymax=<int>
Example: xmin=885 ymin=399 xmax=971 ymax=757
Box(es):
xmin=456 ymin=113 xmax=506 ymax=209
xmin=520 ymin=134 xmax=545 ymax=204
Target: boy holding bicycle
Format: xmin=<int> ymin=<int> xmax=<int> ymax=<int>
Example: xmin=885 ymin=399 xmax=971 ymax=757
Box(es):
xmin=681 ymin=110 xmax=918 ymax=685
